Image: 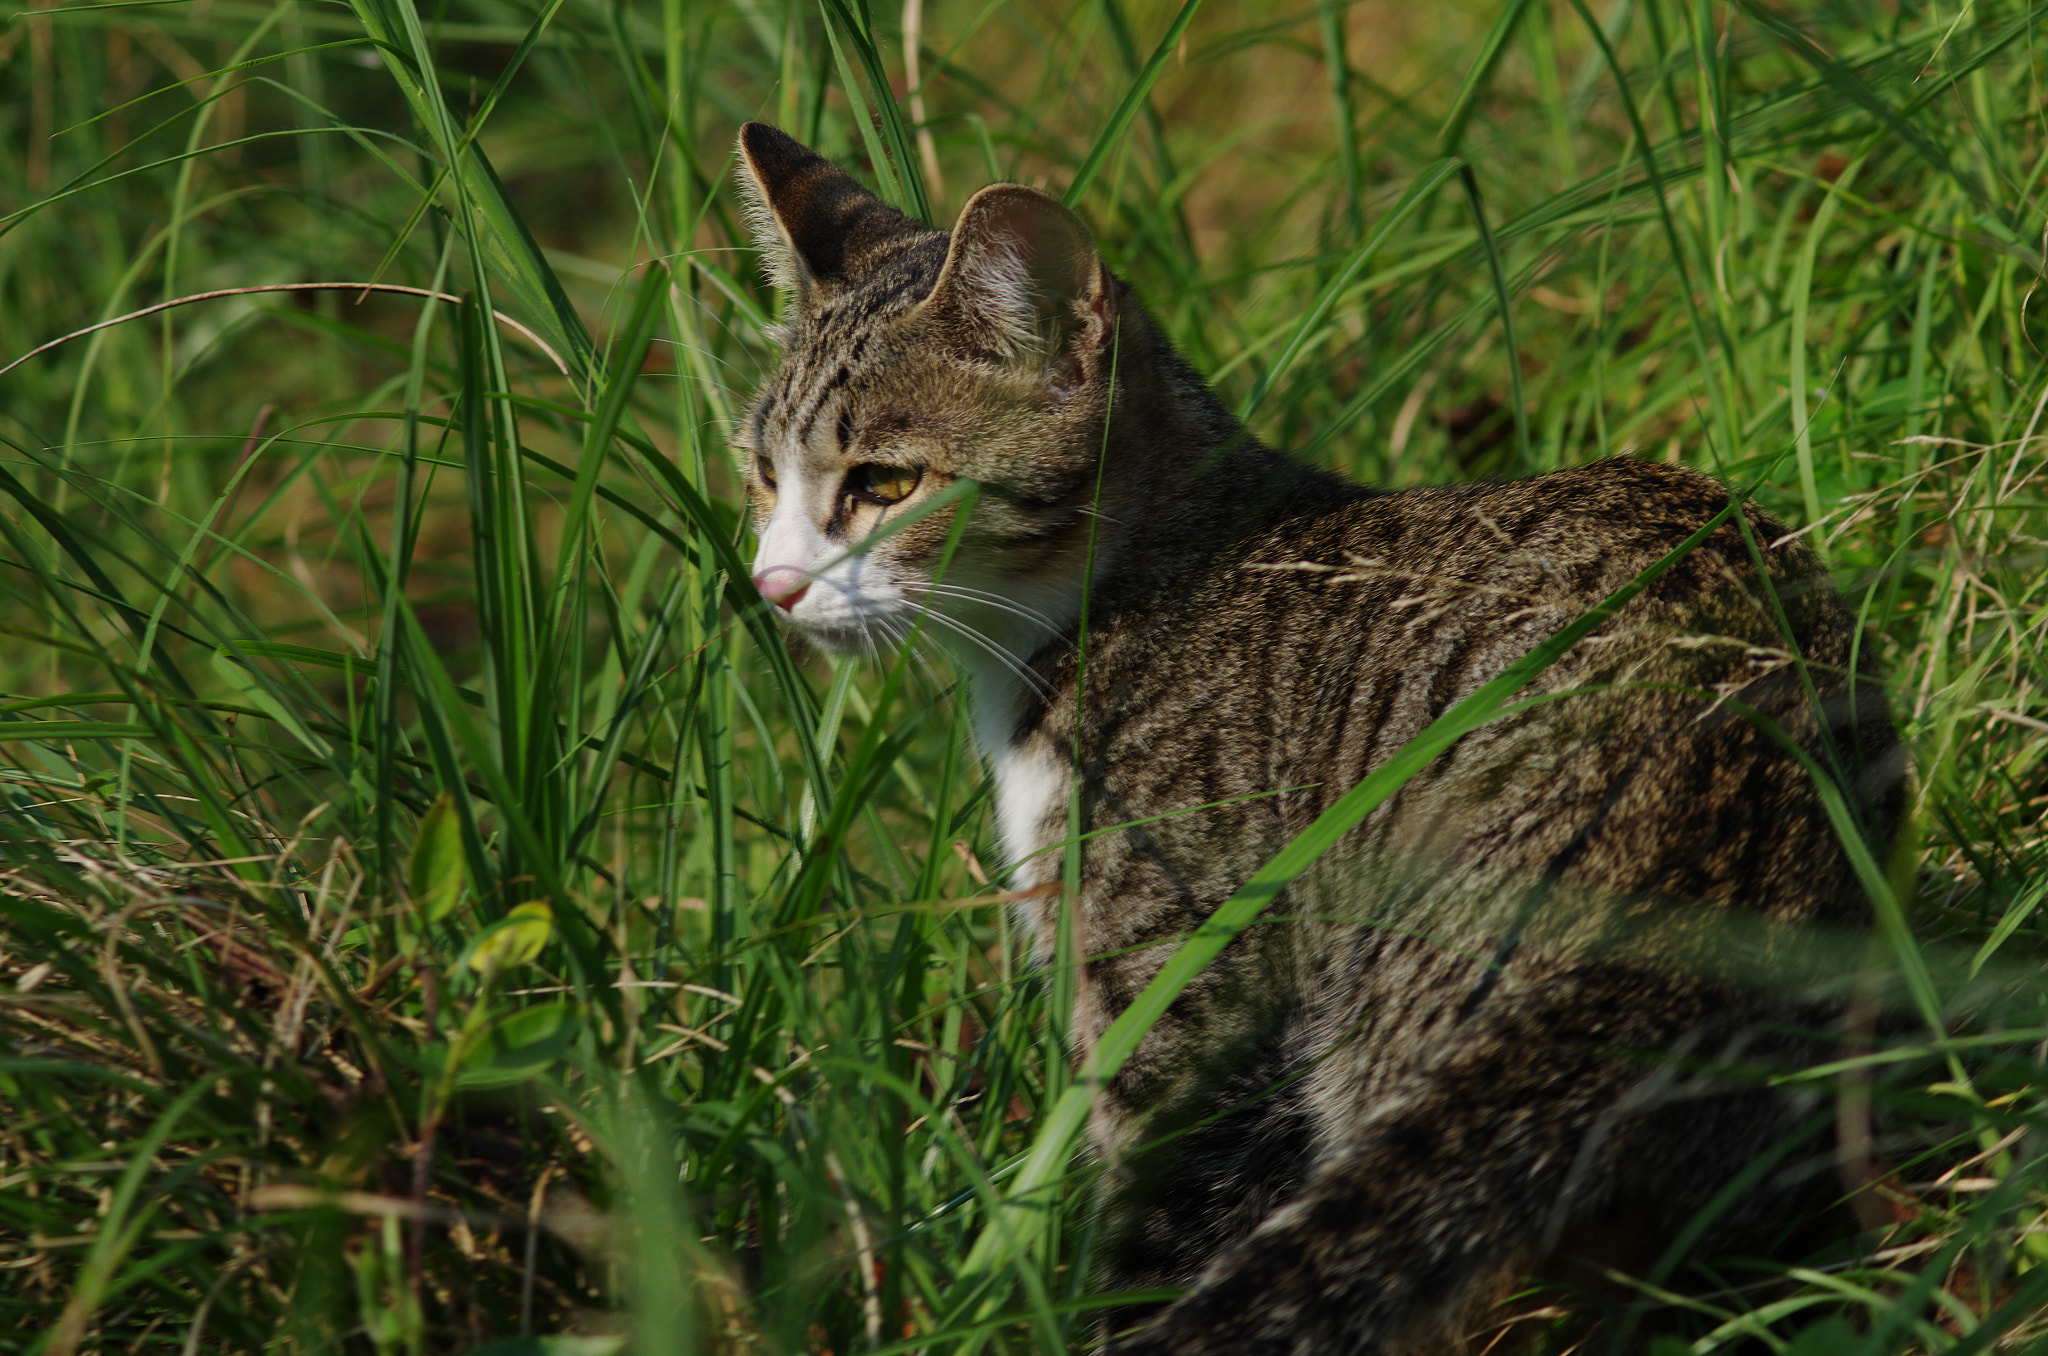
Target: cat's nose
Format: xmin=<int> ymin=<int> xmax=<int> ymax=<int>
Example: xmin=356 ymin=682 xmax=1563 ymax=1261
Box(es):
xmin=753 ymin=567 xmax=810 ymax=611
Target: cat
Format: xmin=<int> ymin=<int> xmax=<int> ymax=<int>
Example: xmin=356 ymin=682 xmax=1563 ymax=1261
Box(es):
xmin=731 ymin=121 xmax=1903 ymax=1354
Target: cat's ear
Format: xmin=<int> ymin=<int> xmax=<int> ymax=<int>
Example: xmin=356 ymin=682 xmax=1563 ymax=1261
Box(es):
xmin=736 ymin=122 xmax=913 ymax=296
xmin=918 ymin=184 xmax=1115 ymax=396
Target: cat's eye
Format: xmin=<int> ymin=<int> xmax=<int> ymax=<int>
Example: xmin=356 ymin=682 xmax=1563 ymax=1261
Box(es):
xmin=755 ymin=455 xmax=777 ymax=489
xmin=848 ymin=463 xmax=921 ymax=506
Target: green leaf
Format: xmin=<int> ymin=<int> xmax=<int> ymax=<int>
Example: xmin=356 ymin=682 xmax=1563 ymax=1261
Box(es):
xmin=0 ymin=720 xmax=150 ymax=740
xmin=465 ymin=899 xmax=553 ymax=976
xmin=407 ymin=792 xmax=467 ymax=923
xmin=1436 ymin=0 xmax=1537 ymax=154
xmin=1062 ymin=0 xmax=1205 ymax=210
xmin=344 ymin=0 xmax=595 ymax=384
xmin=457 ymin=1000 xmax=578 ymax=1089
xmin=209 ymin=647 xmax=331 ymax=757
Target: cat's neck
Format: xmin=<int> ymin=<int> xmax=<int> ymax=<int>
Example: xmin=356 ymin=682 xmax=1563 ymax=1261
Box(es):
xmin=1109 ymin=330 xmax=1363 ymax=586
xmin=950 ymin=320 xmax=1350 ymax=759
xmin=945 ymin=317 xmax=1360 ymax=892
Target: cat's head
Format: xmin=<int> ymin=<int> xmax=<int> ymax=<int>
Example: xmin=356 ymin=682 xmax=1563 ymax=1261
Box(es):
xmin=733 ymin=123 xmax=1123 ymax=679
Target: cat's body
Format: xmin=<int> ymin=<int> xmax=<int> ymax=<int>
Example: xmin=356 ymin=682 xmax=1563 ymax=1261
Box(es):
xmin=733 ymin=123 xmax=1903 ymax=1354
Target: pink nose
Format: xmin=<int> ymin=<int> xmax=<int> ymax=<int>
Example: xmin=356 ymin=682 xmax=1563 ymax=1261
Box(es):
xmin=753 ymin=567 xmax=809 ymax=612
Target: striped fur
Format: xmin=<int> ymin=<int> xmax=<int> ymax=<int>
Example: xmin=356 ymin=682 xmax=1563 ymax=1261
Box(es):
xmin=734 ymin=124 xmax=1905 ymax=1355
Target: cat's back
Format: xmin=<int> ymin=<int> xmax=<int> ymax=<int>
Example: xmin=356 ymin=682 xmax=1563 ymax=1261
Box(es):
xmin=1201 ymin=455 xmax=1844 ymax=675
xmin=1068 ymin=456 xmax=1889 ymax=949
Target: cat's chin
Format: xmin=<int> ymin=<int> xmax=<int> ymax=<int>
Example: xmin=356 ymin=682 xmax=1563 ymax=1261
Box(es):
xmin=784 ymin=620 xmax=892 ymax=656
xmin=781 ymin=611 xmax=916 ymax=658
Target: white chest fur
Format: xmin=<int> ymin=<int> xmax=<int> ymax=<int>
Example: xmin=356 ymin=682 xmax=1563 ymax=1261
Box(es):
xmin=991 ymin=735 xmax=1067 ymax=893
xmin=950 ymin=628 xmax=1075 ymax=953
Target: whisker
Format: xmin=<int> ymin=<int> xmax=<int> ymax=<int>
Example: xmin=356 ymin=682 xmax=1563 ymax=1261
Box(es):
xmin=919 ymin=583 xmax=1064 ymax=632
xmin=921 ymin=580 xmax=1060 ymax=613
xmin=913 ymin=609 xmax=1053 ymax=697
xmin=922 ymin=579 xmax=1052 ymax=603
xmin=878 ymin=614 xmax=953 ymax=699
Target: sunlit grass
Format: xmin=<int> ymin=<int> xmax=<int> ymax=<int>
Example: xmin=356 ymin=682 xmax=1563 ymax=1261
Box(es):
xmin=1 ymin=0 xmax=2045 ymax=1351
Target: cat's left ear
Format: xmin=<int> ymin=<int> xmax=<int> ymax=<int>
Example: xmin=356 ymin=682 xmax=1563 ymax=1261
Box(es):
xmin=916 ymin=185 xmax=1116 ymax=398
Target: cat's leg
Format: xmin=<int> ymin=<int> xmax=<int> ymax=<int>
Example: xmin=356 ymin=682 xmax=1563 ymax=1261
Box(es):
xmin=1105 ymin=972 xmax=1810 ymax=1356
xmin=1093 ymin=1039 xmax=1318 ymax=1339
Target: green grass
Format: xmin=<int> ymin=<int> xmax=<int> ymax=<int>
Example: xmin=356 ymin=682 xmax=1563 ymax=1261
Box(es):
xmin=1 ymin=0 xmax=2045 ymax=1351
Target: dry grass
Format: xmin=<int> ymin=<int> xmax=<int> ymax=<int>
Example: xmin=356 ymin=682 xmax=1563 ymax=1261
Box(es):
xmin=2 ymin=0 xmax=2045 ymax=1351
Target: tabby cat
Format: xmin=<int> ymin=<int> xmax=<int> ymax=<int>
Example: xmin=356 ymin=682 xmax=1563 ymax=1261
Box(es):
xmin=732 ymin=122 xmax=1903 ymax=1354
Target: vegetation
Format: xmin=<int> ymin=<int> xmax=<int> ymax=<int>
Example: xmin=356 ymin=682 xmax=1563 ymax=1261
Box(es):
xmin=1 ymin=0 xmax=2044 ymax=1350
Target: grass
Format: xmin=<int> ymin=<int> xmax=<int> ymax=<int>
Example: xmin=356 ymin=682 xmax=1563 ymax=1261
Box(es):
xmin=0 ymin=0 xmax=2045 ymax=1351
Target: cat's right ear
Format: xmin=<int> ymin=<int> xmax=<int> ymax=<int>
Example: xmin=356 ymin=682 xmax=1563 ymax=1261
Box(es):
xmin=736 ymin=122 xmax=906 ymax=298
